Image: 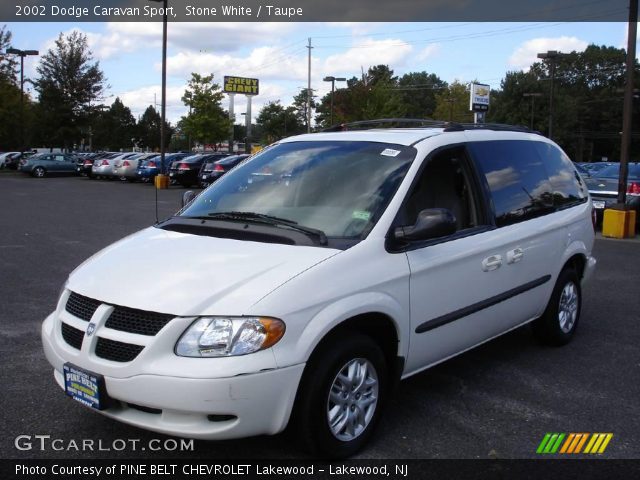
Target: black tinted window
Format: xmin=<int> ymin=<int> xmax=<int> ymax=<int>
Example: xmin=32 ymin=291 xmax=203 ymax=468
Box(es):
xmin=470 ymin=141 xmax=554 ymax=227
xmin=534 ymin=143 xmax=587 ymax=207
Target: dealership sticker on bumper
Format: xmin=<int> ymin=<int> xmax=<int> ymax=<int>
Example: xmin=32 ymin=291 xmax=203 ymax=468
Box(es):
xmin=63 ymin=363 xmax=107 ymax=410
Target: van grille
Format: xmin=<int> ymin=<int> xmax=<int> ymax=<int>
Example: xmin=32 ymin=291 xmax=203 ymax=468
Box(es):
xmin=65 ymin=292 xmax=100 ymax=321
xmin=95 ymin=338 xmax=144 ymax=362
xmin=105 ymin=306 xmax=172 ymax=336
xmin=61 ymin=323 xmax=84 ymax=350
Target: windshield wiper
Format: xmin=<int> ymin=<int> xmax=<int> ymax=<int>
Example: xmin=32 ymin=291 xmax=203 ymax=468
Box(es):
xmin=194 ymin=211 xmax=328 ymax=246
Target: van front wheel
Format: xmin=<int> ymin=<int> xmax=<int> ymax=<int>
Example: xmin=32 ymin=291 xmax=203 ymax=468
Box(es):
xmin=291 ymin=333 xmax=387 ymax=458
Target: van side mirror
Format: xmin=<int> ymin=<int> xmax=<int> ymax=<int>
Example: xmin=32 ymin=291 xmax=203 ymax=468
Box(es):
xmin=182 ymin=190 xmax=197 ymax=208
xmin=394 ymin=208 xmax=457 ymax=241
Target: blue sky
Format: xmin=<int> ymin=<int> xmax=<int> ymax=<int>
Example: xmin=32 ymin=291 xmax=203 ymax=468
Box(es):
xmin=5 ymin=21 xmax=630 ymax=124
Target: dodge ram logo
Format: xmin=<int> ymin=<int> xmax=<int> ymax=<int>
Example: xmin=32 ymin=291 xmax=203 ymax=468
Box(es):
xmin=86 ymin=323 xmax=96 ymax=337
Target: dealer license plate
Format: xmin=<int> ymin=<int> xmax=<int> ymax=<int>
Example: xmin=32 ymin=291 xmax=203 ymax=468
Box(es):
xmin=592 ymin=200 xmax=606 ymax=209
xmin=63 ymin=363 xmax=107 ymax=410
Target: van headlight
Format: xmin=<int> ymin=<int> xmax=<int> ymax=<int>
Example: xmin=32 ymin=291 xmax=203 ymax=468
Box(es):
xmin=175 ymin=316 xmax=286 ymax=357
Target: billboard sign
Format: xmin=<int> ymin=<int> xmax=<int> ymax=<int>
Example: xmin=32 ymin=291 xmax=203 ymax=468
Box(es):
xmin=224 ymin=76 xmax=259 ymax=95
xmin=469 ymin=83 xmax=490 ymax=112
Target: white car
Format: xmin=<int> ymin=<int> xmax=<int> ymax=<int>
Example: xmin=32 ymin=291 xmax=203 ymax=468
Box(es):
xmin=0 ymin=151 xmax=21 ymax=168
xmin=42 ymin=122 xmax=596 ymax=457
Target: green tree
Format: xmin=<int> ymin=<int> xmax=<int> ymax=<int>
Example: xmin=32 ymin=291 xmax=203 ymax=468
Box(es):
xmin=33 ymin=31 xmax=106 ymax=149
xmin=180 ymin=73 xmax=230 ymax=146
xmin=137 ymin=105 xmax=171 ymax=151
xmin=315 ymin=65 xmax=405 ymax=129
xmin=101 ymin=98 xmax=137 ymax=150
xmin=0 ymin=25 xmax=18 ymax=83
xmin=433 ymin=81 xmax=474 ymax=123
xmin=292 ymin=89 xmax=316 ymax=131
xmin=397 ymin=72 xmax=447 ymax=118
xmin=0 ymin=80 xmax=22 ymax=150
xmin=489 ymin=44 xmax=640 ymax=161
xmin=256 ymin=101 xmax=301 ymax=143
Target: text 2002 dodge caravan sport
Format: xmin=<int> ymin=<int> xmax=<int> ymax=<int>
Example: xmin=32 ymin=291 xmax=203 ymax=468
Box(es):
xmin=42 ymin=122 xmax=596 ymax=457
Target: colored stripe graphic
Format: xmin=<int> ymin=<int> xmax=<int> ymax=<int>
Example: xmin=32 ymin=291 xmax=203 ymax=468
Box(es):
xmin=574 ymin=433 xmax=589 ymax=453
xmin=536 ymin=433 xmax=552 ymax=454
xmin=537 ymin=433 xmax=613 ymax=454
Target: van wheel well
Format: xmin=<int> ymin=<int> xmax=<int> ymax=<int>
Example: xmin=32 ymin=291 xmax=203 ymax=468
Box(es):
xmin=565 ymin=254 xmax=586 ymax=279
xmin=308 ymin=313 xmax=402 ymax=385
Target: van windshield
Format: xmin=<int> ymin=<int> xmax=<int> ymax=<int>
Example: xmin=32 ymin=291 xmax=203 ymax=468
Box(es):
xmin=179 ymin=141 xmax=416 ymax=240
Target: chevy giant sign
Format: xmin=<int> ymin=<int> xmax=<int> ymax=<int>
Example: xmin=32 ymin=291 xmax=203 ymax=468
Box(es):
xmin=224 ymin=76 xmax=259 ymax=95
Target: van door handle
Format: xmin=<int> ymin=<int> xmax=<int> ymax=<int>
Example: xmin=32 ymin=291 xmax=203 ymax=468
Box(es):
xmin=507 ymin=247 xmax=524 ymax=264
xmin=482 ymin=255 xmax=502 ymax=272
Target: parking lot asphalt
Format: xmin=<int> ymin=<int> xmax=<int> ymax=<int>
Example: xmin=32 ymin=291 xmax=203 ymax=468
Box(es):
xmin=1 ymin=173 xmax=639 ymax=460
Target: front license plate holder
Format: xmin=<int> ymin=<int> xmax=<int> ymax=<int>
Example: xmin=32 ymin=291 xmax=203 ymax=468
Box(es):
xmin=63 ymin=363 xmax=109 ymax=410
xmin=592 ymin=200 xmax=606 ymax=209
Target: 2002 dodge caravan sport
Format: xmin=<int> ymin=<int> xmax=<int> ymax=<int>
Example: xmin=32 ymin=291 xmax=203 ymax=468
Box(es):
xmin=42 ymin=121 xmax=596 ymax=457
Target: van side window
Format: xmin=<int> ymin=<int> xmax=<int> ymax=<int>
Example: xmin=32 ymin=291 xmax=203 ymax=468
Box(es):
xmin=534 ymin=142 xmax=588 ymax=207
xmin=469 ymin=140 xmax=554 ymax=227
xmin=401 ymin=147 xmax=481 ymax=232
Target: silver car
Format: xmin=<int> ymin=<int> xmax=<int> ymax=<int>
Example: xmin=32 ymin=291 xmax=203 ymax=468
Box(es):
xmin=92 ymin=152 xmax=137 ymax=179
xmin=113 ymin=153 xmax=157 ymax=182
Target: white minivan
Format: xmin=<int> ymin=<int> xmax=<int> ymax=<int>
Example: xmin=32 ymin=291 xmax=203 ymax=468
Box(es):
xmin=42 ymin=122 xmax=596 ymax=457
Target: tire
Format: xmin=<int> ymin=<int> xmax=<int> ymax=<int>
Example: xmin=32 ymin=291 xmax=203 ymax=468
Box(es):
xmin=533 ymin=268 xmax=581 ymax=346
xmin=32 ymin=166 xmax=46 ymax=178
xmin=290 ymin=332 xmax=387 ymax=458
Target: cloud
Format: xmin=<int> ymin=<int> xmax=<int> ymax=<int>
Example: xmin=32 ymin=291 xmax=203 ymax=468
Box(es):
xmin=41 ymin=22 xmax=298 ymax=63
xmin=163 ymin=45 xmax=311 ymax=81
xmin=417 ymin=44 xmax=441 ymax=61
xmin=485 ymin=166 xmax=519 ymax=190
xmin=508 ymin=36 xmax=588 ymax=71
xmin=321 ymin=38 xmax=413 ymax=76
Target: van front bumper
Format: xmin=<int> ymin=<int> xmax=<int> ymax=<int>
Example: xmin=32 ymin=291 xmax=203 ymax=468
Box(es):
xmin=42 ymin=312 xmax=305 ymax=440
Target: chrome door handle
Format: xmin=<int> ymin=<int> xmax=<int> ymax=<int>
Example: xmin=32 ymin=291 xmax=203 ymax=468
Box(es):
xmin=507 ymin=247 xmax=524 ymax=264
xmin=482 ymin=255 xmax=502 ymax=272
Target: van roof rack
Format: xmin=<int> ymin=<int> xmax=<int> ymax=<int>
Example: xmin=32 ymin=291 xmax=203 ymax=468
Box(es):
xmin=321 ymin=118 xmax=540 ymax=135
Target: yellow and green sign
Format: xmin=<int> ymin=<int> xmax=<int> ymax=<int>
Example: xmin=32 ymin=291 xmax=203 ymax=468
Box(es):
xmin=536 ymin=433 xmax=613 ymax=454
xmin=224 ymin=76 xmax=259 ymax=95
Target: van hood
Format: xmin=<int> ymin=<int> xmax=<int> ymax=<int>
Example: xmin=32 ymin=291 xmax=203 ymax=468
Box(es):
xmin=68 ymin=227 xmax=340 ymax=316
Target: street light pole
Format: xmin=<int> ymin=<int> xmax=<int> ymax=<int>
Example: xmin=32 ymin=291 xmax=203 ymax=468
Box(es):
xmin=619 ymin=0 xmax=638 ymax=206
xmin=323 ymin=76 xmax=346 ymax=126
xmin=537 ymin=50 xmax=564 ymax=140
xmin=5 ymin=48 xmax=39 ymax=156
xmin=149 ymin=0 xmax=168 ymax=174
xmin=523 ymin=93 xmax=542 ymax=130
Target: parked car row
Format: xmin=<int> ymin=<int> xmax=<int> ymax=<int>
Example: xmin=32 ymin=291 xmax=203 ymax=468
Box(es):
xmin=584 ymin=162 xmax=640 ymax=223
xmin=16 ymin=150 xmax=249 ymax=188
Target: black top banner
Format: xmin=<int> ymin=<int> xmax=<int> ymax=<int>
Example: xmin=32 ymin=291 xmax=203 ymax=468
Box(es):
xmin=1 ymin=0 xmax=631 ymax=22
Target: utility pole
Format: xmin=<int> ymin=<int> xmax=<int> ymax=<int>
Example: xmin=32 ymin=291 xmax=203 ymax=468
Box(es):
xmin=228 ymin=94 xmax=235 ymax=153
xmin=323 ymin=76 xmax=346 ymax=126
xmin=307 ymin=38 xmax=312 ymax=133
xmin=537 ymin=50 xmax=564 ymax=140
xmin=245 ymin=96 xmax=252 ymax=154
xmin=523 ymin=93 xmax=543 ymax=130
xmin=619 ymin=0 xmax=638 ymax=205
